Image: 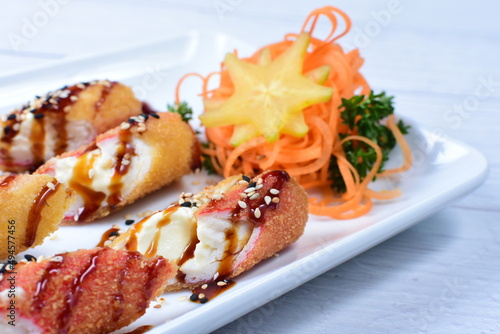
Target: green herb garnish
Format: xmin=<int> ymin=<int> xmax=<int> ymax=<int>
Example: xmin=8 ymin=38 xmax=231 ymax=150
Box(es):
xmin=167 ymin=101 xmax=193 ymax=122
xmin=329 ymin=91 xmax=410 ymax=193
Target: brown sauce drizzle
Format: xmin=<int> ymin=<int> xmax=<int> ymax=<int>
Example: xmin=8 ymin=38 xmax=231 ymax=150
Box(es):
xmin=0 ymin=174 xmax=16 ymax=187
xmin=68 ymin=151 xmax=106 ymax=222
xmin=95 ymin=81 xmax=116 ymax=112
xmin=38 ymin=84 xmax=87 ymax=157
xmin=58 ymin=249 xmax=106 ymax=333
xmin=175 ymin=221 xmax=200 ymax=284
xmin=30 ymin=114 xmax=46 ymax=166
xmin=1 ymin=115 xmax=22 ymax=167
xmin=32 ymin=254 xmax=66 ymax=312
xmin=107 ymin=128 xmax=135 ymax=209
xmin=190 ymin=279 xmax=235 ymax=303
xmin=124 ymin=325 xmax=154 ymax=334
xmin=144 ymin=207 xmax=176 ymax=258
xmin=25 ymin=180 xmax=61 ymax=248
xmin=96 ymin=226 xmax=121 ymax=247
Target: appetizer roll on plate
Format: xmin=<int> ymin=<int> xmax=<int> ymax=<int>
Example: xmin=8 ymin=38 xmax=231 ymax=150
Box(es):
xmin=111 ymin=170 xmax=308 ymax=290
xmin=0 ymin=174 xmax=74 ymax=259
xmin=0 ymin=248 xmax=175 ymax=334
xmin=36 ymin=112 xmax=200 ymax=224
xmin=0 ymin=80 xmax=142 ymax=172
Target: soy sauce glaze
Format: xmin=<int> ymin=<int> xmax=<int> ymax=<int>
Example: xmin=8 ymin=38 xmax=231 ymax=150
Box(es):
xmin=96 ymin=226 xmax=121 ymax=247
xmin=69 ymin=152 xmax=106 ymax=222
xmin=175 ymin=221 xmax=200 ymax=284
xmin=107 ymin=128 xmax=135 ymax=208
xmin=32 ymin=254 xmax=66 ymax=312
xmin=1 ymin=81 xmax=118 ymax=169
xmin=25 ymin=180 xmax=61 ymax=248
xmin=0 ymin=174 xmax=16 ymax=187
xmin=190 ymin=279 xmax=235 ymax=304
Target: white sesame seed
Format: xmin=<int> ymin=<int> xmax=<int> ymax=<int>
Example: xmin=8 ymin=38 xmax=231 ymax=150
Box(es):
xmin=178 ymin=296 xmax=188 ymax=302
xmin=249 ymin=193 xmax=259 ymax=200
xmin=12 ymin=123 xmax=20 ymax=131
xmin=244 ymin=187 xmax=256 ymax=193
xmin=121 ymin=159 xmax=130 ymax=166
xmin=184 ymin=192 xmax=193 ymax=198
xmin=238 ymin=200 xmax=247 ymax=209
xmin=88 ymin=169 xmax=95 ymax=179
xmin=178 ymin=198 xmax=185 ymax=204
xmin=270 ymin=188 xmax=280 ymax=195
xmin=217 ymin=281 xmax=228 ymax=286
xmin=240 ymin=193 xmax=247 ymax=198
xmin=255 ymin=184 xmax=263 ymax=190
xmin=265 ymin=196 xmax=271 ymax=205
xmin=272 ymin=197 xmax=280 ymax=203
xmin=201 ymin=284 xmax=208 ymax=290
xmin=76 ymin=83 xmax=86 ymax=89
xmin=238 ymin=180 xmax=249 ymax=185
xmin=70 ymin=95 xmax=78 ymax=102
xmin=246 ymin=191 xmax=255 ymax=197
xmin=198 ymin=293 xmax=206 ymax=299
xmin=51 ymin=255 xmax=63 ymax=262
xmin=73 ymin=214 xmax=79 ymax=221
xmin=64 ymin=106 xmax=71 ymax=113
xmin=120 ymin=122 xmax=131 ymax=130
xmin=212 ymin=194 xmax=223 ymax=200
xmin=46 ymin=182 xmax=56 ymax=190
xmin=254 ymin=208 xmax=261 ymax=218
xmin=257 ymin=178 xmax=263 ymax=184
xmin=49 ymin=98 xmax=57 ymax=104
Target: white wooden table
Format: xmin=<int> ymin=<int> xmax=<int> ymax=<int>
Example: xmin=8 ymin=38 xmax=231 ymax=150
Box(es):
xmin=1 ymin=0 xmax=498 ymax=333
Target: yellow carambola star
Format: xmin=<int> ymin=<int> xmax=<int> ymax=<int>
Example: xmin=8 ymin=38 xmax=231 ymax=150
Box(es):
xmin=199 ymin=32 xmax=333 ymax=146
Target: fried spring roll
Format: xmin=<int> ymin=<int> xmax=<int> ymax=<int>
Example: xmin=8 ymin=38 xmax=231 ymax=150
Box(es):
xmin=0 ymin=174 xmax=74 ymax=260
xmin=111 ymin=170 xmax=308 ymax=291
xmin=0 ymin=248 xmax=174 ymax=334
xmin=36 ymin=112 xmax=200 ymax=224
xmin=0 ymin=80 xmax=142 ymax=172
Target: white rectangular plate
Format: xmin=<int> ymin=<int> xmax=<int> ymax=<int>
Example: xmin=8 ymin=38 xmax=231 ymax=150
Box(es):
xmin=0 ymin=31 xmax=488 ymax=333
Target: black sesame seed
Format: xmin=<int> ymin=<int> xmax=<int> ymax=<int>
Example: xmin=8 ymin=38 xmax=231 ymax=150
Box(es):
xmin=125 ymin=219 xmax=135 ymax=225
xmin=7 ymin=114 xmax=16 ymax=120
xmin=24 ymin=254 xmax=37 ymax=262
xmin=109 ymin=231 xmax=120 ymax=237
xmin=35 ymin=95 xmax=41 ymax=99
xmin=4 ymin=126 xmax=11 ymax=135
xmin=150 ymin=113 xmax=160 ymax=119
xmin=199 ymin=297 xmax=208 ymax=304
xmin=34 ymin=113 xmax=44 ymax=119
xmin=189 ymin=293 xmax=199 ymax=302
xmin=180 ymin=202 xmax=192 ymax=208
xmin=128 ymin=118 xmax=136 ymax=124
xmin=248 ymin=182 xmax=257 ymax=188
xmin=30 ymin=109 xmax=37 ymax=113
xmin=242 ymin=175 xmax=250 ymax=182
xmin=140 ymin=113 xmax=149 ymax=119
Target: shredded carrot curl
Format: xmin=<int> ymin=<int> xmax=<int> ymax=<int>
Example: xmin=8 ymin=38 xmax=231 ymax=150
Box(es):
xmin=175 ymin=6 xmax=412 ymax=219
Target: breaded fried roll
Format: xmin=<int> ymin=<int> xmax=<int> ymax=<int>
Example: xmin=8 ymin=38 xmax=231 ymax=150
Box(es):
xmin=36 ymin=112 xmax=200 ymax=224
xmin=0 ymin=80 xmax=142 ymax=172
xmin=111 ymin=170 xmax=308 ymax=292
xmin=0 ymin=248 xmax=175 ymax=334
xmin=0 ymin=174 xmax=74 ymax=260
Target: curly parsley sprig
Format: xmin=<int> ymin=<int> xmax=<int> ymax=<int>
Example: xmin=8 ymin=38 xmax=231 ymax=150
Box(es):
xmin=329 ymin=91 xmax=410 ymax=193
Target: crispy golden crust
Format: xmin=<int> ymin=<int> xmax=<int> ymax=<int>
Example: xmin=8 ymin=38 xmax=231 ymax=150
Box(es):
xmin=0 ymin=174 xmax=75 ymax=260
xmin=68 ymin=82 xmax=142 ymax=133
xmin=166 ymin=171 xmax=308 ymax=291
xmin=230 ymin=173 xmax=308 ymax=277
xmin=37 ymin=112 xmax=200 ymax=225
xmin=0 ymin=248 xmax=175 ymax=334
